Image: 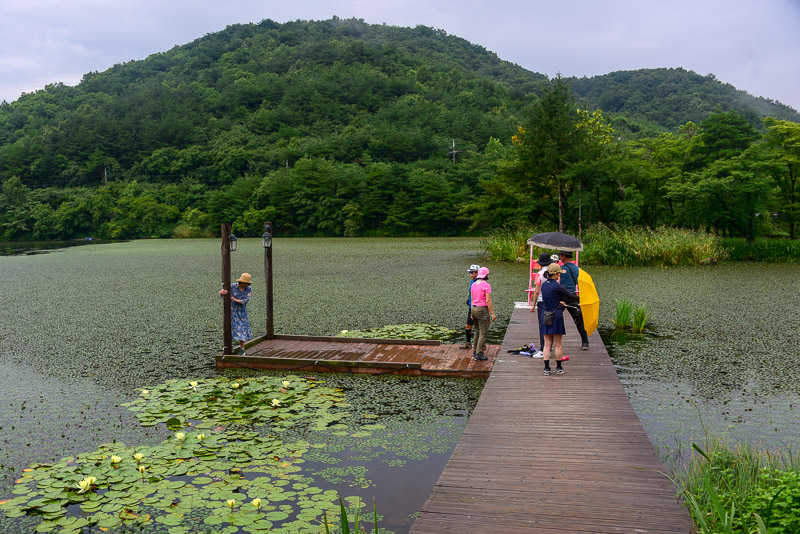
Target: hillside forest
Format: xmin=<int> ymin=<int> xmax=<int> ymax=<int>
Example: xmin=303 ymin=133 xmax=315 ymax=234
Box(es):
xmin=1 ymin=18 xmax=799 ymax=242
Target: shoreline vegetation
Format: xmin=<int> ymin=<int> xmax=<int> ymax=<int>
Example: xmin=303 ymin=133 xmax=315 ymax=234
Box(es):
xmin=675 ymin=429 xmax=800 ymax=534
xmin=482 ymin=225 xmax=800 ymax=266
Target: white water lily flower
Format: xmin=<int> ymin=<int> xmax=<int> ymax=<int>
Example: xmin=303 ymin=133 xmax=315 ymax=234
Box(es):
xmin=271 ymin=399 xmax=280 ymax=407
xmin=138 ymin=466 xmax=146 ymax=475
xmin=231 ymin=382 xmax=241 ymax=389
xmin=174 ymin=432 xmax=186 ymax=440
xmin=133 ymin=453 xmax=144 ymax=461
xmin=251 ymin=498 xmax=261 ymax=508
xmin=226 ymin=499 xmax=236 ymax=508
xmin=281 ymin=380 xmax=290 ymax=387
xmin=197 ymin=433 xmax=206 ymax=441
xmin=140 ymin=389 xmax=149 ymax=395
xmin=189 ymin=381 xmax=198 ymax=391
xmin=110 ymin=456 xmax=122 ymax=464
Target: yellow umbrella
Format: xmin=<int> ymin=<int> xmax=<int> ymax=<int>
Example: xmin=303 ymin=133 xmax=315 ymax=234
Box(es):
xmin=577 ymin=269 xmax=600 ymax=337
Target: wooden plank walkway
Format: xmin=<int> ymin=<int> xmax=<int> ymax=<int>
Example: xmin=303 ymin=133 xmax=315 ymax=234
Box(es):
xmin=216 ymin=334 xmax=501 ymax=377
xmin=410 ymin=304 xmax=694 ymax=533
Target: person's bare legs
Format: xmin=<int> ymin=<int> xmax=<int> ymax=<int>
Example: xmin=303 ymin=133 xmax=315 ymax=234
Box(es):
xmin=553 ymin=335 xmax=565 ymax=373
xmin=542 ymin=334 xmax=553 ymax=374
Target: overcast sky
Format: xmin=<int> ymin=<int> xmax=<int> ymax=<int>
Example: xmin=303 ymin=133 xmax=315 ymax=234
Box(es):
xmin=2 ymin=0 xmax=799 ymax=112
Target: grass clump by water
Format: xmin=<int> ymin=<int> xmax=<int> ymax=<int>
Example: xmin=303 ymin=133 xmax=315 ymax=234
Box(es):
xmin=722 ymin=238 xmax=800 ymax=263
xmin=676 ymin=430 xmax=800 ymax=533
xmin=581 ymin=224 xmax=727 ymax=266
xmin=481 ymin=227 xmax=536 ymax=262
xmin=611 ymin=299 xmax=633 ymax=330
xmin=482 ymin=224 xmax=727 ymax=266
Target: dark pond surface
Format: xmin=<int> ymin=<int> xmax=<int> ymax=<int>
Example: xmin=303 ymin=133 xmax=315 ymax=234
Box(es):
xmin=1 ymin=239 xmax=798 ymax=532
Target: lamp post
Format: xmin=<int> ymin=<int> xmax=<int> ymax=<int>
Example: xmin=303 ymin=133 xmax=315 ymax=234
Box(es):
xmin=262 ymin=222 xmax=274 ymax=340
xmin=221 ymin=223 xmax=237 ymax=355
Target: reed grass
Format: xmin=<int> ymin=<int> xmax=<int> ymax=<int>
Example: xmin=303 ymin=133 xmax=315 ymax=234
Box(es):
xmin=722 ymin=237 xmax=800 ymax=263
xmin=582 ymin=224 xmax=726 ymax=266
xmin=674 ymin=411 xmax=800 ymax=533
xmin=323 ymin=497 xmax=379 ymax=534
xmin=631 ymin=304 xmax=649 ymax=333
xmin=481 ymin=227 xmax=536 ymax=262
xmin=612 ymin=298 xmax=633 ymax=330
xmin=482 ymin=224 xmax=728 ymax=266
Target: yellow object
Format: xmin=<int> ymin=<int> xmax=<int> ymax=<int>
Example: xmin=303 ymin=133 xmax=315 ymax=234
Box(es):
xmin=578 ymin=269 xmax=600 ymax=337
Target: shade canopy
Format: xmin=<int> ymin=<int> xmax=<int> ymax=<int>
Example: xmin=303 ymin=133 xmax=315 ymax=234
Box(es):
xmin=527 ymin=232 xmax=583 ymax=252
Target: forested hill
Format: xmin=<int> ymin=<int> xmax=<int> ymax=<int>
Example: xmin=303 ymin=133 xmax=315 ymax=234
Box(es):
xmin=1 ymin=17 xmax=798 ymax=242
xmin=0 ymin=18 xmax=544 ymax=190
xmin=569 ymin=68 xmax=800 ymax=132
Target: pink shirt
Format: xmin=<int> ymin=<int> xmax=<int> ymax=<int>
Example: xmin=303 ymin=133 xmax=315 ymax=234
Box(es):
xmin=470 ymin=280 xmax=491 ymax=306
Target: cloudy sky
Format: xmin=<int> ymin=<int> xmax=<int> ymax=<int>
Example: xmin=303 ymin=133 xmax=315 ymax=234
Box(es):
xmin=2 ymin=0 xmax=799 ymax=112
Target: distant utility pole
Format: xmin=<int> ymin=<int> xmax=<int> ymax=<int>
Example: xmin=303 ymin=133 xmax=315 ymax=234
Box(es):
xmin=448 ymin=139 xmax=460 ymax=164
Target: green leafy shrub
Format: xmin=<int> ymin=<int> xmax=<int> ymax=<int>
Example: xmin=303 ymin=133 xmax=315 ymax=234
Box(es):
xmin=746 ymin=470 xmax=800 ymax=532
xmin=722 ymin=238 xmax=800 ymax=263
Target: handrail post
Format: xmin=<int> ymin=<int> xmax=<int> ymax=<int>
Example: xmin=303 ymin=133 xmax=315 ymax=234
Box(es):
xmin=221 ymin=223 xmax=233 ymax=354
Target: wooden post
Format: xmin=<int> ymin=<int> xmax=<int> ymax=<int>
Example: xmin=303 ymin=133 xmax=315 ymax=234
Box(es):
xmin=221 ymin=223 xmax=233 ymax=355
xmin=264 ymin=222 xmax=274 ymax=339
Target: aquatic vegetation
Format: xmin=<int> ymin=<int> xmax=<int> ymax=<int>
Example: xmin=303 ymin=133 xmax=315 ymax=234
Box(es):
xmin=611 ymin=298 xmax=633 ymax=330
xmin=583 ymin=224 xmax=727 ymax=266
xmin=0 ymin=376 xmax=355 ymax=532
xmin=675 ymin=428 xmax=800 ymax=534
xmin=722 ymin=237 xmax=800 ymax=263
xmin=336 ymin=324 xmax=457 ymax=341
xmin=631 ymin=304 xmax=649 ymax=333
xmin=0 ymin=373 xmax=481 ymax=533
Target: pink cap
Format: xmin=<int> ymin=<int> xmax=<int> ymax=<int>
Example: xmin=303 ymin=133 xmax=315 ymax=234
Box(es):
xmin=477 ymin=267 xmax=490 ymax=279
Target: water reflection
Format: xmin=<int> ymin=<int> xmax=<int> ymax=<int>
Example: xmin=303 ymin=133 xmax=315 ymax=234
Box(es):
xmin=0 ymin=239 xmax=114 ymax=256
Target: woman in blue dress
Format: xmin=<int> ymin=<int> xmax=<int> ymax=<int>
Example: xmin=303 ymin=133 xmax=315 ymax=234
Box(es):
xmin=540 ymin=263 xmax=579 ymax=375
xmin=219 ymin=273 xmax=254 ymax=354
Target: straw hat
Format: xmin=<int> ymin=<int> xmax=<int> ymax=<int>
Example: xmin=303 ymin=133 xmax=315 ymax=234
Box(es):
xmin=236 ymin=273 xmax=252 ymax=285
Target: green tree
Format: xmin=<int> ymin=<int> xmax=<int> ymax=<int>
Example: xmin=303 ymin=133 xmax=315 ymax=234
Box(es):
xmin=763 ymin=117 xmax=800 ymax=239
xmin=513 ymin=75 xmax=587 ymax=231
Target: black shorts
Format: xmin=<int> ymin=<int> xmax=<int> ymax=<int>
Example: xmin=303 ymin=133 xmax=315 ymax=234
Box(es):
xmin=466 ymin=309 xmax=474 ymax=326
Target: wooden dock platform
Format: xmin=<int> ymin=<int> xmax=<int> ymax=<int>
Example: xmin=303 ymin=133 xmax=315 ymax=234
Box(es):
xmin=216 ymin=334 xmax=500 ymax=377
xmin=410 ymin=304 xmax=694 ymax=533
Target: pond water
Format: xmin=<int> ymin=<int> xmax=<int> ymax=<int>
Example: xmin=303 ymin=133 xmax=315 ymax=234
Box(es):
xmin=1 ymin=239 xmax=799 ymax=532
xmin=0 ymin=238 xmax=502 ymax=533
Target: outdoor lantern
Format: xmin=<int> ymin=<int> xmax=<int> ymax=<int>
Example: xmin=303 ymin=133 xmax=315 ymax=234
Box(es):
xmin=261 ymin=223 xmax=272 ymax=249
xmin=228 ymin=233 xmax=238 ymax=252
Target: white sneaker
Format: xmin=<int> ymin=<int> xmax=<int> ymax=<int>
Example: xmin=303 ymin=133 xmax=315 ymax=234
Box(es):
xmin=531 ymin=351 xmax=543 ymax=359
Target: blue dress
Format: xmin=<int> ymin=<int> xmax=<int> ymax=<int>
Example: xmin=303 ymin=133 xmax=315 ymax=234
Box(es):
xmin=229 ymin=284 xmax=253 ymax=341
xmin=540 ymin=279 xmax=578 ymax=336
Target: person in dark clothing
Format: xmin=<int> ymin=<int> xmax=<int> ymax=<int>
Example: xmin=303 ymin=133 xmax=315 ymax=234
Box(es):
xmin=558 ymin=251 xmax=590 ymax=350
xmin=540 ymin=263 xmax=579 ymax=375
xmin=530 ymin=252 xmax=552 ymax=357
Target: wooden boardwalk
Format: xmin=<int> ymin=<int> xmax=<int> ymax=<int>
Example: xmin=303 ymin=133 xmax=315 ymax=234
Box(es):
xmin=410 ymin=304 xmax=694 ymax=533
xmin=216 ymin=335 xmax=500 ymax=377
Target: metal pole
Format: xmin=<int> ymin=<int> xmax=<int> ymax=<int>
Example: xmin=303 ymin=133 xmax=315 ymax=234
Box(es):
xmin=264 ymin=222 xmax=274 ymax=340
xmin=221 ymin=223 xmax=233 ymax=354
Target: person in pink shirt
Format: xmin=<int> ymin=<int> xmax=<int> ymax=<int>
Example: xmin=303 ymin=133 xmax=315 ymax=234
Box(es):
xmin=470 ymin=267 xmax=496 ymax=361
